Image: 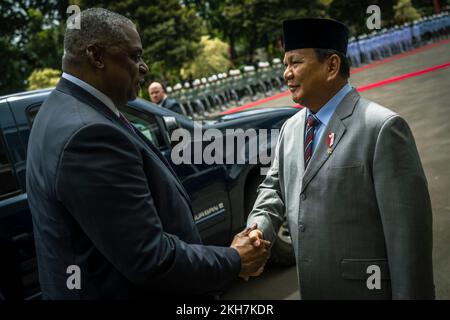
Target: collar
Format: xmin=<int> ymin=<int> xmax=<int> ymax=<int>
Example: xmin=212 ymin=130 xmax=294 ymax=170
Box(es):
xmin=62 ymin=72 xmax=120 ymax=117
xmin=307 ymin=83 xmax=353 ymax=127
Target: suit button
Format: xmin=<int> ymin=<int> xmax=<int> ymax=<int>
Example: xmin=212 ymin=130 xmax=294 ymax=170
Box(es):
xmin=299 ymin=224 xmax=306 ymax=232
xmin=300 ymin=193 xmax=306 ymax=201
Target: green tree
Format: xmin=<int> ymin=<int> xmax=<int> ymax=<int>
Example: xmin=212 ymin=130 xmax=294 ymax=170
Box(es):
xmin=27 ymin=68 xmax=61 ymax=90
xmin=187 ymin=0 xmax=326 ymax=65
xmin=0 ymin=38 xmax=26 ymax=95
xmin=23 ymin=8 xmax=65 ymax=70
xmin=394 ymin=0 xmax=421 ymax=24
xmin=411 ymin=0 xmax=444 ymax=16
xmin=0 ymin=0 xmax=68 ymax=95
xmin=329 ymin=0 xmax=396 ymax=34
xmin=180 ymin=36 xmax=231 ymax=79
xmin=79 ymin=0 xmax=204 ymax=83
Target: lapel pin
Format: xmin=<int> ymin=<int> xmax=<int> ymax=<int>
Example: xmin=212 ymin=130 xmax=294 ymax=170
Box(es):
xmin=327 ymin=132 xmax=335 ymax=154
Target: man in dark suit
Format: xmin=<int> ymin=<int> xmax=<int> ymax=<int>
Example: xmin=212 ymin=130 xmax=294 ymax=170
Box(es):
xmin=248 ymin=18 xmax=434 ymax=299
xmin=26 ymin=8 xmax=269 ymax=299
xmin=149 ymin=81 xmax=186 ymax=115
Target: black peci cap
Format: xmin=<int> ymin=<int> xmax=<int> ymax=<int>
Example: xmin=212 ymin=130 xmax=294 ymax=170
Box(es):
xmin=282 ymin=18 xmax=349 ymax=54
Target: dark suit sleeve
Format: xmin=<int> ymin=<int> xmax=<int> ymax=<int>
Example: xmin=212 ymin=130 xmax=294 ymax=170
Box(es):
xmin=55 ymin=123 xmax=240 ymax=295
xmin=165 ymin=99 xmax=184 ymax=115
xmin=172 ymin=102 xmax=184 ymax=115
xmin=373 ymin=115 xmax=434 ymax=299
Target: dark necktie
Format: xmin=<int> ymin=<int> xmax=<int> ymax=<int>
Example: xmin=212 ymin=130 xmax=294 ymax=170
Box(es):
xmin=304 ymin=114 xmax=319 ymax=169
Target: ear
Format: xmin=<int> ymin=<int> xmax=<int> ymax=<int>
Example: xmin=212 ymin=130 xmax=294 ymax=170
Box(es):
xmin=326 ymin=54 xmax=341 ymax=81
xmin=85 ymin=44 xmax=105 ymax=69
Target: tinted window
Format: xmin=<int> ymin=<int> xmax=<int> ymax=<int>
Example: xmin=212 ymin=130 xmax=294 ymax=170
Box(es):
xmin=26 ymin=104 xmax=41 ymax=124
xmin=120 ymin=107 xmax=165 ymax=149
xmin=26 ymin=103 xmax=165 ymax=149
xmin=0 ymin=135 xmax=20 ymax=200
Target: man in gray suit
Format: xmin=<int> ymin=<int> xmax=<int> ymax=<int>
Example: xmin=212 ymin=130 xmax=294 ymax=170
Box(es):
xmin=247 ymin=18 xmax=434 ymax=299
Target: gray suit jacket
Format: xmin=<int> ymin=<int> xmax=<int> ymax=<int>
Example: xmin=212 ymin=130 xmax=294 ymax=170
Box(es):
xmin=248 ymin=88 xmax=434 ymax=299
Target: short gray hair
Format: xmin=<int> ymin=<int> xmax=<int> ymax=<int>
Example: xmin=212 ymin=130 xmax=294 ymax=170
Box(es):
xmin=64 ymin=8 xmax=134 ymax=55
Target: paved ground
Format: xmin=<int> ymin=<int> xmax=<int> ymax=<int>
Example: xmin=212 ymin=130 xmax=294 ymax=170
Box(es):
xmin=221 ymin=39 xmax=450 ymax=300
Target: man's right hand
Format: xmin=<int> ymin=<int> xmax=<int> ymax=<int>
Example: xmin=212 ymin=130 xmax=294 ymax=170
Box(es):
xmin=248 ymin=228 xmax=264 ymax=247
xmin=230 ymin=224 xmax=271 ymax=279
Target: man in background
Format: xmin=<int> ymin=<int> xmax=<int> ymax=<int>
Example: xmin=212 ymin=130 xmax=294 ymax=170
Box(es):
xmin=148 ymin=81 xmax=186 ymax=115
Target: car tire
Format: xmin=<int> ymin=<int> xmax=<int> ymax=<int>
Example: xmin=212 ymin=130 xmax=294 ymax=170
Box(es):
xmin=245 ymin=174 xmax=295 ymax=267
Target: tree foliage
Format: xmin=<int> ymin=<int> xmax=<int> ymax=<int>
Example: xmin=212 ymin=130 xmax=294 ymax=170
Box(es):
xmin=0 ymin=0 xmax=67 ymax=95
xmin=27 ymin=68 xmax=61 ymax=90
xmin=78 ymin=0 xmax=204 ymax=83
xmin=329 ymin=0 xmax=396 ymax=34
xmin=180 ymin=36 xmax=231 ymax=79
xmin=188 ymin=0 xmax=327 ymax=64
xmin=394 ymin=0 xmax=421 ymax=24
xmin=0 ymin=0 xmax=440 ymax=95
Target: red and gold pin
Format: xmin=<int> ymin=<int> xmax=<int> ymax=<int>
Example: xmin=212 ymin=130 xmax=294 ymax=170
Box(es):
xmin=327 ymin=132 xmax=335 ymax=154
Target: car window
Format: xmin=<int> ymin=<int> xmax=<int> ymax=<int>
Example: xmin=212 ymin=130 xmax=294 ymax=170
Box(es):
xmin=26 ymin=103 xmax=166 ymax=150
xmin=120 ymin=106 xmax=166 ymax=149
xmin=0 ymin=135 xmax=20 ymax=200
xmin=26 ymin=104 xmax=40 ymax=124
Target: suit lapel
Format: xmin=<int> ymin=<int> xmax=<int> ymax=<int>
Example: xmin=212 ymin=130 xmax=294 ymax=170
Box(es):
xmin=301 ymin=115 xmax=346 ymax=193
xmin=161 ymin=98 xmax=167 ymax=108
xmin=301 ymin=89 xmax=360 ymax=193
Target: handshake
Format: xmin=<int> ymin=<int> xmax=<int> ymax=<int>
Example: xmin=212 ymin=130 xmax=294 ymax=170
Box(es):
xmin=230 ymin=223 xmax=271 ymax=280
